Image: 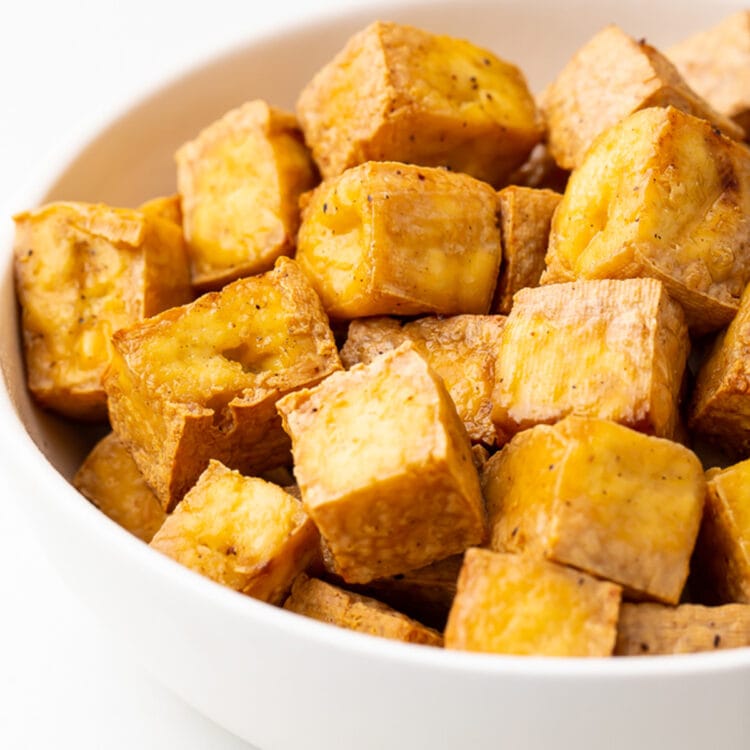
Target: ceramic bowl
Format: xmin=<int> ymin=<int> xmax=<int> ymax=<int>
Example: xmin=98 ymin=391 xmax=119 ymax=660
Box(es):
xmin=2 ymin=2 xmax=749 ymax=748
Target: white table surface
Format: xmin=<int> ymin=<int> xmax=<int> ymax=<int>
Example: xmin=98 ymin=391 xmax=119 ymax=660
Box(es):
xmin=0 ymin=2 xmax=372 ymax=747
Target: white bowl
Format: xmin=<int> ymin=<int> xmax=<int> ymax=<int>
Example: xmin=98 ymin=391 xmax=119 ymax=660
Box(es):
xmin=2 ymin=2 xmax=749 ymax=748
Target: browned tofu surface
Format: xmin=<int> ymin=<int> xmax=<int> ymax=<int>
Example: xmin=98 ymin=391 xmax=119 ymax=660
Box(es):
xmin=340 ymin=315 xmax=505 ymax=444
xmin=73 ymin=432 xmax=165 ymax=543
xmin=505 ymin=142 xmax=570 ymax=193
xmin=347 ymin=554 xmax=463 ymax=630
xmin=491 ymin=278 xmax=689 ymax=444
xmin=13 ymin=201 xmax=191 ymax=419
xmin=492 ymin=186 xmax=562 ymax=314
xmin=483 ymin=416 xmax=705 ymax=604
xmin=668 ymin=11 xmax=750 ymax=132
xmin=104 ymin=257 xmax=341 ymax=511
xmin=691 ymin=459 xmax=750 ymax=604
xmin=139 ymin=194 xmax=183 ymax=227
xmin=541 ymin=25 xmax=744 ymax=170
xmin=176 ymin=100 xmax=316 ymax=290
xmin=690 ymin=283 xmax=750 ymax=456
xmin=283 ymin=574 xmax=443 ymax=646
xmin=296 ymin=161 xmax=502 ymax=319
xmin=150 ymin=461 xmax=318 ymax=604
xmin=297 ymin=21 xmax=542 ymax=186
xmin=615 ymin=602 xmax=750 ymax=656
xmin=543 ymin=106 xmax=750 ymax=334
xmin=444 ymin=548 xmax=621 ymax=656
xmin=276 ymin=343 xmax=486 ymax=584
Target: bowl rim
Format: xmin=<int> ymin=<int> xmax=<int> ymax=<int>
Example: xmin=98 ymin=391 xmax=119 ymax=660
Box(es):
xmin=2 ymin=0 xmax=750 ymax=682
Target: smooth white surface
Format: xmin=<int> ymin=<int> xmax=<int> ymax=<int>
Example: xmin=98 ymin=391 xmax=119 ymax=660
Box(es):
xmin=0 ymin=2 xmax=370 ymax=748
xmin=2 ymin=2 xmax=750 ymax=750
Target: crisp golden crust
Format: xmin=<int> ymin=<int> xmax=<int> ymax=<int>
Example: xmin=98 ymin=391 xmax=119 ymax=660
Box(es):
xmin=444 ymin=549 xmax=621 ymax=656
xmin=615 ymin=602 xmax=750 ymax=656
xmin=283 ymin=574 xmax=443 ymax=646
xmin=668 ymin=11 xmax=750 ymax=132
xmin=296 ymin=161 xmax=502 ymax=319
xmin=689 ymin=283 xmax=750 ymax=455
xmin=340 ymin=314 xmax=505 ymax=444
xmin=13 ymin=201 xmax=191 ymax=419
xmin=544 ymin=106 xmax=750 ymax=334
xmin=541 ymin=25 xmax=744 ymax=171
xmin=276 ymin=343 xmax=486 ymax=584
xmin=138 ymin=194 xmax=183 ymax=227
xmin=492 ymin=186 xmax=562 ymax=314
xmin=73 ymin=433 xmax=165 ymax=543
xmin=482 ymin=416 xmax=705 ymax=604
xmin=296 ymin=21 xmax=542 ymax=185
xmin=104 ymin=257 xmax=341 ymax=511
xmin=150 ymin=461 xmax=318 ymax=604
xmin=176 ymin=100 xmax=316 ymax=291
xmin=491 ymin=278 xmax=689 ymax=443
xmin=690 ymin=459 xmax=750 ymax=604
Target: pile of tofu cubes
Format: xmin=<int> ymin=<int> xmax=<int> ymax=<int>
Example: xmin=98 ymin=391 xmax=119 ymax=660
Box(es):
xmin=15 ymin=14 xmax=750 ymax=657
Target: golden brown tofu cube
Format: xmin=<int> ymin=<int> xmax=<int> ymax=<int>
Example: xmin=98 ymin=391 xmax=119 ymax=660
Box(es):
xmin=13 ymin=202 xmax=191 ymax=419
xmin=296 ymin=21 xmax=542 ymax=186
xmin=482 ymin=416 xmax=705 ymax=604
xmin=690 ymin=284 xmax=750 ymax=455
xmin=283 ymin=574 xmax=443 ymax=646
xmin=541 ymin=25 xmax=744 ymax=171
xmin=668 ymin=12 xmax=750 ymax=133
xmin=138 ymin=194 xmax=183 ymax=226
xmin=340 ymin=314 xmax=505 ymax=445
xmin=491 ymin=278 xmax=688 ymax=444
xmin=444 ymin=548 xmax=621 ymax=657
xmin=176 ymin=100 xmax=317 ymax=291
xmin=104 ymin=257 xmax=341 ymax=511
xmin=150 ymin=461 xmax=318 ymax=604
xmin=296 ymin=161 xmax=502 ymax=319
xmin=615 ymin=602 xmax=750 ymax=656
xmin=348 ymin=554 xmax=463 ymax=630
xmin=544 ymin=106 xmax=750 ymax=334
xmin=276 ymin=343 xmax=486 ymax=584
xmin=691 ymin=459 xmax=750 ymax=604
xmin=492 ymin=186 xmax=562 ymax=314
xmin=73 ymin=432 xmax=165 ymax=543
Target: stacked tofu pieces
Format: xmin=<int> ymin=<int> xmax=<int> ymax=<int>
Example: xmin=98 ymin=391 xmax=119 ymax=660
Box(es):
xmin=15 ymin=15 xmax=750 ymax=657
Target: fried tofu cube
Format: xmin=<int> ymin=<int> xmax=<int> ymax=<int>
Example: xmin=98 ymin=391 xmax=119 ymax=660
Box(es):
xmin=176 ymin=100 xmax=317 ymax=291
xmin=296 ymin=161 xmax=502 ymax=319
xmin=444 ymin=548 xmax=621 ymax=656
xmin=73 ymin=432 xmax=165 ymax=543
xmin=691 ymin=459 xmax=750 ymax=604
xmin=690 ymin=284 xmax=750 ymax=455
xmin=104 ymin=257 xmax=341 ymax=511
xmin=348 ymin=554 xmax=463 ymax=630
xmin=543 ymin=106 xmax=750 ymax=334
xmin=492 ymin=186 xmax=562 ymax=314
xmin=541 ymin=25 xmax=744 ymax=171
xmin=283 ymin=574 xmax=443 ymax=646
xmin=482 ymin=416 xmax=705 ymax=604
xmin=668 ymin=11 xmax=750 ymax=133
xmin=296 ymin=21 xmax=542 ymax=186
xmin=340 ymin=314 xmax=505 ymax=445
xmin=615 ymin=602 xmax=750 ymax=656
xmin=491 ymin=278 xmax=689 ymax=443
xmin=139 ymin=194 xmax=183 ymax=226
xmin=276 ymin=343 xmax=486 ymax=584
xmin=13 ymin=202 xmax=192 ymax=419
xmin=150 ymin=461 xmax=318 ymax=604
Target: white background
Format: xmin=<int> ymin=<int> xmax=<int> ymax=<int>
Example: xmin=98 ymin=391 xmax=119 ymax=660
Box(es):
xmin=0 ymin=2 xmax=373 ymax=747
